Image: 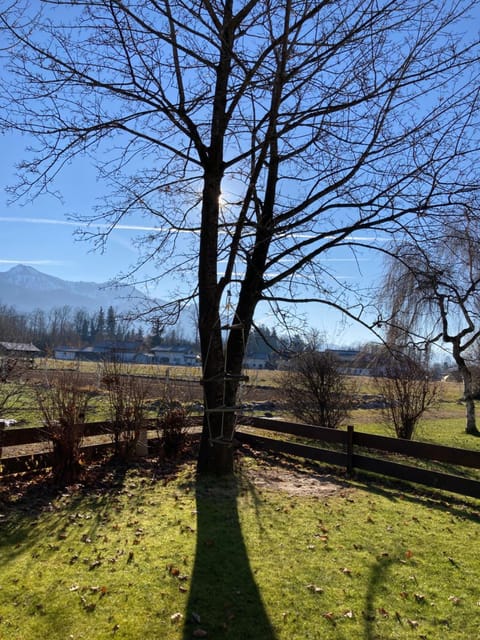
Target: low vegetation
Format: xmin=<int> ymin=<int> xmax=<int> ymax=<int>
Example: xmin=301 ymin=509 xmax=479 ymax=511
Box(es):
xmin=1 ymin=359 xmax=480 ymax=638
xmin=0 ymin=453 xmax=478 ymax=640
xmin=281 ymin=350 xmax=357 ymax=429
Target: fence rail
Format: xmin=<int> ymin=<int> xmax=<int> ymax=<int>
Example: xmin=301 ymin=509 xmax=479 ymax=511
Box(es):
xmin=1 ymin=416 xmax=480 ymax=499
xmin=237 ymin=418 xmax=480 ymax=499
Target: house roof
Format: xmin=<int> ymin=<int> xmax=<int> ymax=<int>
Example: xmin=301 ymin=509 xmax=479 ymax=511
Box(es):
xmin=0 ymin=341 xmax=41 ymax=353
xmin=151 ymin=345 xmax=196 ymax=353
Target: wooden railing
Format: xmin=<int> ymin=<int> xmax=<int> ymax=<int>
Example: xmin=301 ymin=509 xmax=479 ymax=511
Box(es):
xmin=236 ymin=417 xmax=480 ymax=499
xmin=1 ymin=416 xmax=480 ymax=499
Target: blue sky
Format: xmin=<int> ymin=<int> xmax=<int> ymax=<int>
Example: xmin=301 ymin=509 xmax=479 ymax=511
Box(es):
xmin=0 ymin=127 xmax=380 ymax=346
xmin=7 ymin=0 xmax=466 ymax=349
xmin=0 ymin=130 xmax=138 ymax=282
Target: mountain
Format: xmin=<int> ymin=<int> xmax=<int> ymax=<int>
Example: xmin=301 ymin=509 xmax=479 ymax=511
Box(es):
xmin=0 ymin=264 xmax=154 ymax=315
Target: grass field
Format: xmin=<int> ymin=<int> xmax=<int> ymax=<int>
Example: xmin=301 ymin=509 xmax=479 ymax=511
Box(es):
xmin=0 ymin=452 xmax=479 ymax=640
xmin=2 ymin=365 xmax=480 ymax=639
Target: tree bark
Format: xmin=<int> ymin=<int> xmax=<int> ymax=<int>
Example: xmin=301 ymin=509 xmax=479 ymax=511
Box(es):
xmin=460 ymin=365 xmax=479 ymax=435
xmin=453 ymin=342 xmax=479 ymax=435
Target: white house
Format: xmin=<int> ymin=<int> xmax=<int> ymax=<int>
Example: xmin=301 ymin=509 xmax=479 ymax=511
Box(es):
xmin=151 ymin=345 xmax=199 ymax=366
xmin=54 ymin=346 xmax=81 ymax=361
xmin=243 ymin=352 xmax=271 ymax=369
xmin=0 ymin=341 xmax=42 ymax=359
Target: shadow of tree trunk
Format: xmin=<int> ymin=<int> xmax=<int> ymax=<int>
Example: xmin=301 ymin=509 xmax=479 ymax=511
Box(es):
xmin=363 ymin=556 xmax=395 ymax=639
xmin=182 ymin=474 xmax=276 ymax=639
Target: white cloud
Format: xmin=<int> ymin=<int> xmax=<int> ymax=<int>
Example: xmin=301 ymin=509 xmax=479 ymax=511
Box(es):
xmin=0 ymin=258 xmax=64 ymax=266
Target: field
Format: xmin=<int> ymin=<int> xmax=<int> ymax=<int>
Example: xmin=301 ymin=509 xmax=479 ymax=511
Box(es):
xmin=1 ymin=451 xmax=479 ymax=640
xmin=8 ymin=361 xmax=478 ymax=452
xmin=1 ymin=362 xmax=480 ymax=639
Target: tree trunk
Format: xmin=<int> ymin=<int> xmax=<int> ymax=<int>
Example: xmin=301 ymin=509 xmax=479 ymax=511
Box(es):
xmin=460 ymin=365 xmax=479 ymax=435
xmin=453 ymin=345 xmax=479 ymax=435
xmin=196 ymin=2 xmax=237 ymax=475
xmin=196 ymin=327 xmax=247 ymax=475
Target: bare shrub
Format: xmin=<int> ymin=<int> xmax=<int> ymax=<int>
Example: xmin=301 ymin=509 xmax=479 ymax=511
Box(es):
xmin=375 ymin=353 xmax=439 ymax=440
xmin=100 ymin=360 xmax=152 ymax=460
xmin=157 ymin=406 xmax=190 ymax=459
xmin=281 ymin=351 xmax=356 ymax=428
xmin=35 ymin=370 xmax=92 ymax=484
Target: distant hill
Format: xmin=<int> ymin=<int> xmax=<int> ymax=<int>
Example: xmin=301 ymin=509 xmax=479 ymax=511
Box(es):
xmin=0 ymin=264 xmax=154 ymax=315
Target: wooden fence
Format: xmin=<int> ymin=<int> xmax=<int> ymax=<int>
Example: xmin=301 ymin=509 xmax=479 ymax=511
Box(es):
xmin=236 ymin=418 xmax=480 ymax=499
xmin=1 ymin=417 xmax=480 ymax=499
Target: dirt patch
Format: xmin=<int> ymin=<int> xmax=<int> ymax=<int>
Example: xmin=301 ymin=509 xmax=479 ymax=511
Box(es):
xmin=243 ymin=467 xmax=348 ymax=497
xmin=240 ymin=447 xmax=353 ymax=497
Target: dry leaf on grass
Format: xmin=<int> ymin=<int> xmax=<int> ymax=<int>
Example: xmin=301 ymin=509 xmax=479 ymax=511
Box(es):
xmin=170 ymin=612 xmax=183 ymax=623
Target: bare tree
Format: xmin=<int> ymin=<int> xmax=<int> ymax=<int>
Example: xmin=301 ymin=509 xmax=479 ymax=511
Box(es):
xmin=0 ymin=305 xmax=28 ymax=342
xmin=1 ymin=1 xmax=480 ymax=472
xmin=375 ymin=351 xmax=439 ymax=440
xmin=281 ymin=350 xmax=355 ymax=429
xmin=380 ymin=212 xmax=480 ymax=435
xmin=35 ymin=370 xmax=92 ymax=484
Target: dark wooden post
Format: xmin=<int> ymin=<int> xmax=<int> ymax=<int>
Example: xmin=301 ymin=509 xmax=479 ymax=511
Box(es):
xmin=346 ymin=425 xmax=354 ymax=476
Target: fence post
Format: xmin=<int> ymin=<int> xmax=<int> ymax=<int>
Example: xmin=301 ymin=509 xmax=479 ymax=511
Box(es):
xmin=346 ymin=425 xmax=354 ymax=476
xmin=135 ymin=428 xmax=148 ymax=457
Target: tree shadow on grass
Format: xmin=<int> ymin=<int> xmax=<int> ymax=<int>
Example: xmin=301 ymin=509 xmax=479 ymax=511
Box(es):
xmin=0 ymin=460 xmax=130 ymax=564
xmin=182 ymin=472 xmax=276 ymax=640
xmin=362 ymin=556 xmax=396 ymax=640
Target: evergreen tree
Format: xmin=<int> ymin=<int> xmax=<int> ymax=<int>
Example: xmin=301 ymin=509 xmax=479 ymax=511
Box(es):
xmin=106 ymin=306 xmax=116 ymax=339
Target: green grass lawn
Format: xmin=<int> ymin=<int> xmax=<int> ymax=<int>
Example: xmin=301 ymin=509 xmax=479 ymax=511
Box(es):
xmin=1 ymin=453 xmax=479 ymax=640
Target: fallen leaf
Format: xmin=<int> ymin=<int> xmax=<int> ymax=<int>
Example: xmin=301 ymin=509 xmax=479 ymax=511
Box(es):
xmin=378 ymin=607 xmax=389 ymax=618
xmin=341 ymin=567 xmax=352 ymax=575
xmin=343 ymin=609 xmax=354 ymax=618
xmin=448 ymin=595 xmax=461 ymax=605
xmin=306 ymin=584 xmax=324 ymax=593
xmin=407 ymin=619 xmax=419 ymax=628
xmin=405 ymin=550 xmax=413 ymax=559
xmin=192 ymin=630 xmax=208 ymax=638
xmin=170 ymin=612 xmax=183 ymax=623
xmin=323 ymin=611 xmax=335 ymax=623
xmin=414 ymin=593 xmax=426 ymax=603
